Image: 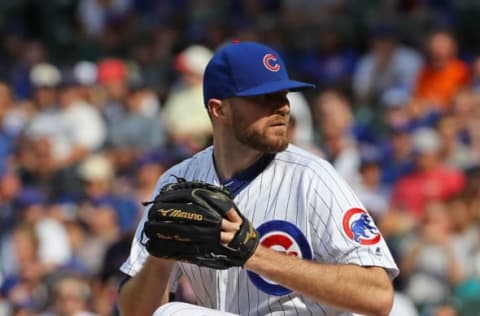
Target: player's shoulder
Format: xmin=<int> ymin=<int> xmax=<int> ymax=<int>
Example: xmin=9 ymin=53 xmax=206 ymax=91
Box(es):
xmin=277 ymin=144 xmax=330 ymax=168
xmin=167 ymin=146 xmax=212 ymax=173
xmin=276 ymin=144 xmax=341 ymax=182
xmin=155 ymin=147 xmax=213 ymax=185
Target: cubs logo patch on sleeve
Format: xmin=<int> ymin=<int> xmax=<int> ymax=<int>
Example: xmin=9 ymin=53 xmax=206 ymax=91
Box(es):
xmin=342 ymin=208 xmax=381 ymax=246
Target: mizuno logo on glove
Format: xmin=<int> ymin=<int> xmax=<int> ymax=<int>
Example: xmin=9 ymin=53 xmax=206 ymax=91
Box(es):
xmin=141 ymin=178 xmax=259 ymax=269
xmin=158 ymin=208 xmax=204 ymax=221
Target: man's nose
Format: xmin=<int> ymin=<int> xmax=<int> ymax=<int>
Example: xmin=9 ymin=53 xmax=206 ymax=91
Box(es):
xmin=274 ymin=102 xmax=290 ymax=115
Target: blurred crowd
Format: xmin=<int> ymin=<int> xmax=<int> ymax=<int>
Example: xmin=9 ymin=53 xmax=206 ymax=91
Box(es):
xmin=0 ymin=1 xmax=480 ymax=316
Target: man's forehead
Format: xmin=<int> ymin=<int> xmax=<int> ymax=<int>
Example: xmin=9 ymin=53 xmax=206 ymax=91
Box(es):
xmin=239 ymin=90 xmax=289 ymax=100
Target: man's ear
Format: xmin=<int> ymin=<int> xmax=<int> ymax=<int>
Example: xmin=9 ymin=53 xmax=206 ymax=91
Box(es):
xmin=207 ymin=98 xmax=229 ymax=120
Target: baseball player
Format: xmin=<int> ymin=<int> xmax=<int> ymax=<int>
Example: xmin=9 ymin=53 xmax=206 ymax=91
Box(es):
xmin=119 ymin=42 xmax=399 ymax=316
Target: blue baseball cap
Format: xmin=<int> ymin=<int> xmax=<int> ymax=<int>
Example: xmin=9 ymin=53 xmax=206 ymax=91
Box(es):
xmin=203 ymin=41 xmax=315 ymax=106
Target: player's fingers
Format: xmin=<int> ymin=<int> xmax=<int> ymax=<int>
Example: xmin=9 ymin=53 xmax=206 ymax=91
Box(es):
xmin=221 ymin=219 xmax=241 ymax=232
xmin=221 ymin=231 xmax=235 ymax=244
xmin=225 ymin=207 xmax=242 ymax=224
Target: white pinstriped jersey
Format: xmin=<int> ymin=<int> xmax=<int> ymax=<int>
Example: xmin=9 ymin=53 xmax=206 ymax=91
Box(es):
xmin=121 ymin=144 xmax=399 ymax=316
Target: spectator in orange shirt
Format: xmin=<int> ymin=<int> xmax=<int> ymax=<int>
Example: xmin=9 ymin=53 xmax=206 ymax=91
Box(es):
xmin=414 ymin=30 xmax=470 ymax=112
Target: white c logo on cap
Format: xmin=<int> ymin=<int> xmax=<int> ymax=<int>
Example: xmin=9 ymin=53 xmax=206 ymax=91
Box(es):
xmin=263 ymin=54 xmax=280 ymax=72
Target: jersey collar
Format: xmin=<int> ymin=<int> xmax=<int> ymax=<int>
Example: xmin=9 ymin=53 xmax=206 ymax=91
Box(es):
xmin=217 ymin=153 xmax=275 ymax=197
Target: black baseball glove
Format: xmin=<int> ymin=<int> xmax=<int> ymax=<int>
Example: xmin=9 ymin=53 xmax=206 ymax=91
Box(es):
xmin=140 ymin=177 xmax=259 ymax=269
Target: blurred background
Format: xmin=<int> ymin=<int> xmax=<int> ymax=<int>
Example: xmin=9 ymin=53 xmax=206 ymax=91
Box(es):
xmin=0 ymin=0 xmax=480 ymax=315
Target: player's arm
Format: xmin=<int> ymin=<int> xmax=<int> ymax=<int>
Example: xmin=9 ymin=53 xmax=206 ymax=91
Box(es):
xmin=118 ymin=256 xmax=174 ymax=316
xmin=245 ymin=246 xmax=393 ymax=316
xmin=220 ymin=210 xmax=393 ymax=316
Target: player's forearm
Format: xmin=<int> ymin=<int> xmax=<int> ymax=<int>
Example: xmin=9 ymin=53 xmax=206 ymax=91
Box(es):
xmin=245 ymin=246 xmax=394 ymax=316
xmin=118 ymin=256 xmax=174 ymax=316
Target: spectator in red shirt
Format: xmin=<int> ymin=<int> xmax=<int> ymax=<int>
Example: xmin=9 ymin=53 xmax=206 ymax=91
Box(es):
xmin=391 ymin=127 xmax=466 ymax=219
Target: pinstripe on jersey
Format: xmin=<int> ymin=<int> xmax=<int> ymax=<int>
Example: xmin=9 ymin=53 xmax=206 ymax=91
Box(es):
xmin=121 ymin=144 xmax=399 ymax=316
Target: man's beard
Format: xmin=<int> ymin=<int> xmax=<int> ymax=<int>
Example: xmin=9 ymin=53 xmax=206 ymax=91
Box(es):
xmin=232 ymin=117 xmax=289 ymax=153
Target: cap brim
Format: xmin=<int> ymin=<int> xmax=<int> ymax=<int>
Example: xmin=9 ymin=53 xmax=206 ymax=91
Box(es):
xmin=235 ymin=79 xmax=315 ymax=97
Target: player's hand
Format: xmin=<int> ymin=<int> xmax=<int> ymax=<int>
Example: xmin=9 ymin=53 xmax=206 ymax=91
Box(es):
xmin=141 ymin=178 xmax=259 ymax=269
xmin=221 ymin=208 xmax=243 ymax=245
